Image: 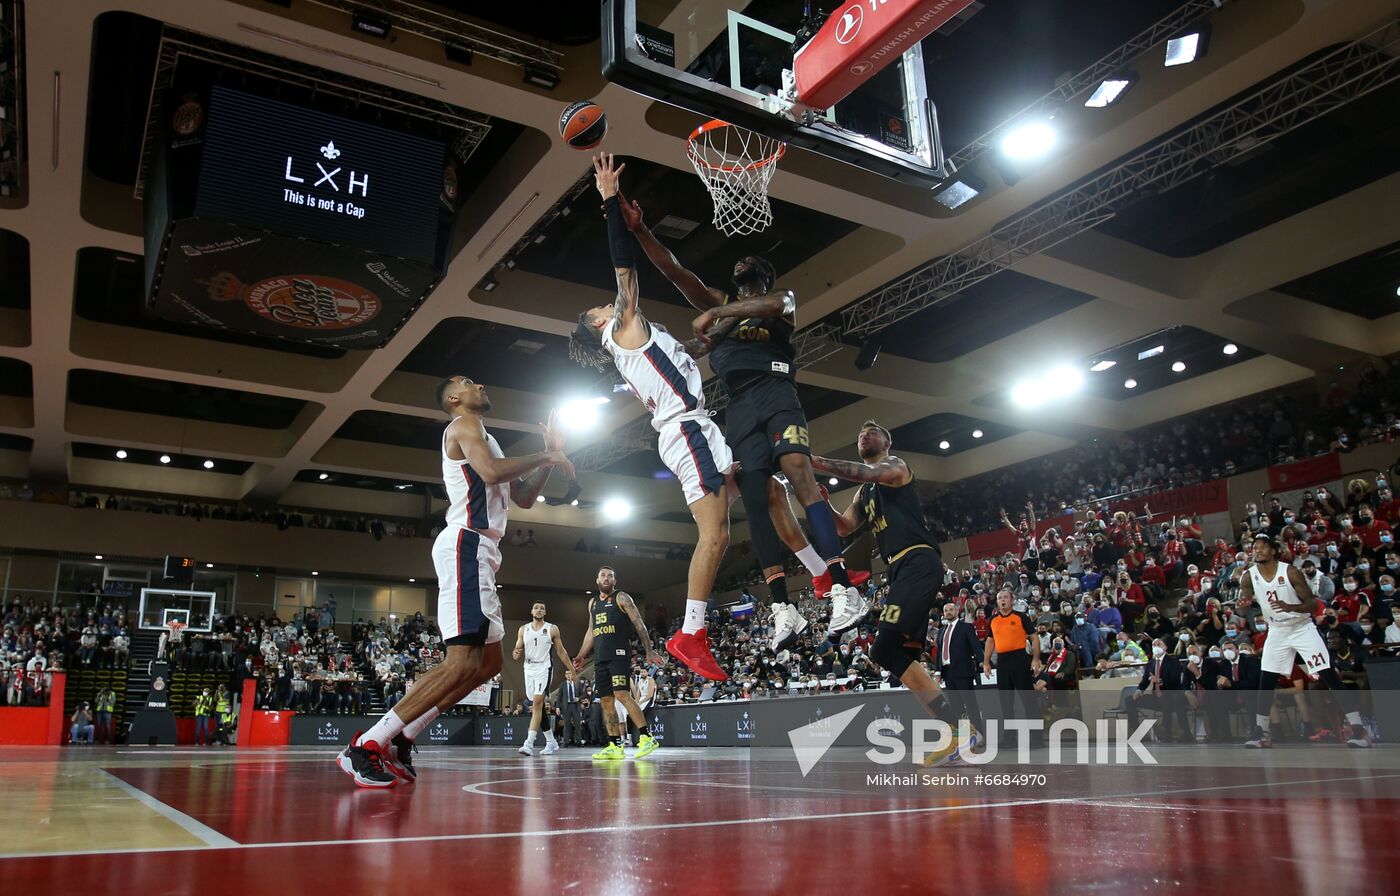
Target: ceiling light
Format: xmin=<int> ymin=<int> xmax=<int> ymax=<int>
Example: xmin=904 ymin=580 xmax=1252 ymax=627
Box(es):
xmin=1137 ymin=344 xmax=1164 ymax=360
xmin=409 ymin=578 xmax=416 ymax=583
xmin=318 ymin=472 xmax=329 ymax=480
xmin=523 ymin=65 xmax=561 ymax=90
xmin=115 ymin=449 xmax=127 ymax=459
xmin=933 ymin=178 xmax=981 ymax=210
xmin=351 ymin=10 xmax=392 ymax=39
xmin=1000 ymin=121 xmax=1057 ymax=160
xmin=1222 ymin=343 xmax=1238 ymax=355
xmin=94 ymin=555 xmax=103 ymax=561
xmin=829 ymin=477 xmax=838 ymax=486
xmin=938 ymin=440 xmax=951 ymax=450
xmin=559 ymin=396 xmax=610 ymax=432
xmin=481 ymin=277 xmax=498 ymax=293
xmin=972 ymin=429 xmax=984 ymax=439
xmin=202 ymin=460 xmax=215 ymax=470
xmin=1172 ymin=361 xmax=1186 ymax=373
xmin=1089 ymin=360 xmax=1116 ymax=372
xmin=444 ymin=41 xmax=474 ymax=66
xmin=205 ymin=563 xmax=213 ymax=568
xmin=1165 ymin=26 xmax=1209 ymax=67
xmin=311 ymin=571 xmax=319 ymax=576
xmin=159 ymin=455 xmax=171 ymax=464
xmin=602 ymin=498 xmax=632 ymax=521
xmin=396 ymin=484 xmax=412 ymax=490
xmin=536 ymin=495 xmax=546 ymax=503
xmin=1085 ymin=74 xmax=1137 ymax=108
xmin=1010 ymin=380 xmax=1047 ymax=409
xmin=570 ymin=499 xmax=579 ymax=506
xmin=1124 ymin=378 xmax=1138 ymax=389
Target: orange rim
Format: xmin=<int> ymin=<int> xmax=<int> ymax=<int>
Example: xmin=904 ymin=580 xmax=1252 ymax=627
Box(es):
xmin=686 ymin=119 xmax=787 ymax=173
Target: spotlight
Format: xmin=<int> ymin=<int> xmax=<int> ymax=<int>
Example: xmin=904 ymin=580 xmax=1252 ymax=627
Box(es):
xmin=396 ymin=484 xmax=412 ymax=490
xmin=563 ymin=480 xmax=582 ymax=505
xmin=570 ymin=499 xmax=579 ymax=506
xmin=1137 ymin=344 xmax=1165 ymax=360
xmin=829 ymin=477 xmax=838 ymax=486
xmin=1010 ymin=380 xmax=1047 ymax=409
xmin=1048 ymin=365 xmax=1084 ymax=393
xmin=1089 ymin=360 xmax=1116 ymax=372
xmin=312 ymin=571 xmax=319 ymax=576
xmin=318 ymin=472 xmax=329 ymax=480
xmin=115 ymin=449 xmax=127 ymax=459
xmin=938 ymin=440 xmax=951 ymax=450
xmin=481 ymin=277 xmax=498 ymax=293
xmin=1165 ymin=25 xmax=1209 ymax=67
xmin=94 ymin=555 xmax=103 ymax=560
xmin=559 ymin=396 xmax=610 ymax=432
xmin=1084 ymin=74 xmax=1137 ymax=108
xmin=972 ymin=429 xmax=984 ymax=439
xmin=854 ymin=336 xmax=882 ymax=372
xmin=444 ymin=41 xmax=474 ymax=66
xmin=351 ymin=10 xmax=392 ymax=39
xmin=523 ymin=66 xmax=561 ymax=90
xmin=159 ymin=455 xmax=171 ymax=464
xmin=1124 ymin=378 xmax=1138 ymax=389
xmin=1222 ymin=343 xmax=1239 ymax=355
xmin=205 ymin=563 xmax=213 ymax=568
xmin=1172 ymin=361 xmax=1186 ymax=373
xmin=203 ymin=460 xmax=214 ymax=470
xmin=504 ymin=258 xmax=517 ymax=270
xmin=409 ymin=578 xmax=416 ymax=583
xmin=602 ymin=498 xmax=632 ymax=521
xmin=933 ymin=177 xmax=982 ymax=210
xmin=1000 ymin=121 xmax=1057 ymax=160
xmin=536 ymin=495 xmax=546 ymax=503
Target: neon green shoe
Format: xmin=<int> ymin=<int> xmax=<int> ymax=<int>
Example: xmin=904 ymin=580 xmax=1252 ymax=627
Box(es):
xmin=634 ymin=734 xmax=659 ymax=759
xmin=592 ymin=742 xmax=626 ymax=761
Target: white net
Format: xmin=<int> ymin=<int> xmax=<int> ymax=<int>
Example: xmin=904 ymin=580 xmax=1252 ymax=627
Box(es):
xmin=686 ymin=122 xmax=786 ymax=237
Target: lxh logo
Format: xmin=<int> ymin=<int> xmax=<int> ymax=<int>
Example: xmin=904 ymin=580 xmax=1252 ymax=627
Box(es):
xmin=690 ymin=712 xmax=709 ymax=741
xmin=428 ymin=721 xmax=451 ymax=742
xmin=651 ymin=716 xmax=666 ymax=739
xmin=736 ymin=710 xmax=755 ymax=741
xmin=317 ymin=723 xmax=341 ymax=741
xmin=284 ymin=138 xmax=369 ymax=197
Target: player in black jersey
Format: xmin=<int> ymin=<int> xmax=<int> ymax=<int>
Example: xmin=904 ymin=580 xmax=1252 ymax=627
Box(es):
xmin=619 ymin=196 xmax=868 ymax=650
xmin=573 ymin=565 xmax=664 ymax=760
xmin=813 ymin=421 xmax=979 ymax=766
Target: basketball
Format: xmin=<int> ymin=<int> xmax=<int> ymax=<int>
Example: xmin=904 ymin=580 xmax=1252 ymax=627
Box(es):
xmin=559 ymin=100 xmax=607 ymax=150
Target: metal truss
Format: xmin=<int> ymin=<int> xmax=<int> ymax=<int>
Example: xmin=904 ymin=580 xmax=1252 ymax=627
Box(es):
xmin=948 ymin=0 xmax=1223 ymax=171
xmin=306 ymin=0 xmax=563 ymax=72
xmin=843 ymin=18 xmax=1400 ymax=339
xmin=135 ymin=23 xmax=495 ymax=199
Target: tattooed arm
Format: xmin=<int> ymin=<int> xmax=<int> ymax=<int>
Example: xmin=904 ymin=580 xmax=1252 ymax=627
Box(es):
xmin=810 ymin=454 xmax=912 ymax=488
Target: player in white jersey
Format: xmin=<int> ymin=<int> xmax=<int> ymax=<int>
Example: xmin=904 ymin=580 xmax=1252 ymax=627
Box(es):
xmin=336 ymin=378 xmax=575 ymax=787
xmin=1241 ymin=533 xmax=1369 ymax=749
xmin=514 ymin=602 xmax=574 ymax=756
xmin=570 ymin=153 xmax=836 ymax=677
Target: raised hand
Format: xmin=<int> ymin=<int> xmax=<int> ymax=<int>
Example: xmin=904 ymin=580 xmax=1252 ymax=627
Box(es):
xmin=592 ymin=152 xmax=625 ymax=200
xmin=617 ymin=191 xmax=644 ymax=231
xmin=541 ymin=409 xmax=566 ymax=453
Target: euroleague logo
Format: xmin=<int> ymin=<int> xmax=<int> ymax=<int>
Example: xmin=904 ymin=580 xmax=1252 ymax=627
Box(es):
xmin=205 ymin=271 xmax=381 ymax=330
xmin=835 ymin=3 xmax=863 ymax=44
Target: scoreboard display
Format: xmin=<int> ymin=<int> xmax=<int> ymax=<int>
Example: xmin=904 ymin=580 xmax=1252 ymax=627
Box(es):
xmin=194 ymin=86 xmax=446 ymax=267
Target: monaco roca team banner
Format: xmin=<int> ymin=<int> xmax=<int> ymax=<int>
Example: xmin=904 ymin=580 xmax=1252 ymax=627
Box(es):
xmin=1266 ymin=453 xmax=1343 ymax=492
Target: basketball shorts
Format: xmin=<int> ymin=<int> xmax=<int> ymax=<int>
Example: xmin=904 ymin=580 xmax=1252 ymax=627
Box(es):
xmin=594 ymin=651 xmax=630 ymax=695
xmin=874 ymin=547 xmax=943 ymax=646
xmin=524 ymin=663 xmax=553 ymax=699
xmin=432 ymin=525 xmax=504 ymax=647
xmin=657 ymin=415 xmax=734 ymax=505
xmin=1260 ymin=623 xmax=1331 ymax=676
xmin=724 ymin=376 xmax=809 ymax=476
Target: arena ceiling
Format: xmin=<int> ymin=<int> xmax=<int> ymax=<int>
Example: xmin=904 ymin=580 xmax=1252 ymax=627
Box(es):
xmin=1 ymin=0 xmax=1399 ymax=551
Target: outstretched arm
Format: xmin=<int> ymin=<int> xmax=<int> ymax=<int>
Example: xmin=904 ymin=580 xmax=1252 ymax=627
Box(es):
xmin=617 ymin=593 xmax=666 ymax=667
xmin=510 ymin=410 xmax=568 ymax=508
xmin=690 ymin=292 xmax=793 ymax=344
xmin=450 ymin=420 xmax=573 ymax=487
xmin=811 ymin=454 xmax=911 ymax=488
xmin=593 ymin=154 xmax=642 ymax=332
xmin=617 ymin=192 xmax=727 ymax=312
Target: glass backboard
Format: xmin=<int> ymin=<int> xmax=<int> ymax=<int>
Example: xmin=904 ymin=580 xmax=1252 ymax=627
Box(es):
xmin=604 ymin=0 xmax=954 ymax=187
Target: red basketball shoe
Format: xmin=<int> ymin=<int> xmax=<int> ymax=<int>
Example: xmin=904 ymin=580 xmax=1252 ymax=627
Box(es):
xmin=666 ymin=628 xmax=728 ymax=681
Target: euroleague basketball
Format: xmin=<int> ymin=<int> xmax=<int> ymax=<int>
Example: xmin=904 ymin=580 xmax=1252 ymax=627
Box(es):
xmin=559 ymin=100 xmax=607 ymax=150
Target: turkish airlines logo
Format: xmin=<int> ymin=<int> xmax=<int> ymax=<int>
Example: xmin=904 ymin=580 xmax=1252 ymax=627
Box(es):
xmin=835 ymin=4 xmax=864 ymax=44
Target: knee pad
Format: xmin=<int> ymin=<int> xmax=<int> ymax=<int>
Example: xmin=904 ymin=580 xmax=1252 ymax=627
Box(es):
xmin=871 ymin=629 xmax=915 ymax=679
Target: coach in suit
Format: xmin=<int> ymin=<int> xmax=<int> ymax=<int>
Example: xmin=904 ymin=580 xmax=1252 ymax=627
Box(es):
xmin=1200 ymin=643 xmax=1261 ymax=740
xmin=557 ymin=676 xmax=584 ymax=746
xmin=1129 ymin=639 xmax=1194 ymax=741
xmin=936 ymin=602 xmax=986 ymax=737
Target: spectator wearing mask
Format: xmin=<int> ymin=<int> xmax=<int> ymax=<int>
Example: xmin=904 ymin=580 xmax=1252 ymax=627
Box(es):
xmin=1112 ymin=571 xmax=1146 ymax=624
xmin=194 ymin=687 xmax=214 ymax=746
xmin=1299 ymin=559 xmax=1334 ymax=604
xmin=1112 ymin=632 xmax=1147 ymax=664
xmin=1130 ymin=639 xmax=1194 ymax=741
xmin=1332 ymin=573 xmax=1371 ymax=626
xmin=1070 ymin=612 xmax=1103 ymax=668
xmin=1353 ymin=504 xmax=1393 ymax=552
xmin=1142 ymin=606 xmax=1175 ymax=643
xmin=70 ymin=702 xmax=95 ymax=745
xmin=1090 ymin=598 xmax=1122 ymax=634
xmin=94 ymin=686 xmax=116 ymax=744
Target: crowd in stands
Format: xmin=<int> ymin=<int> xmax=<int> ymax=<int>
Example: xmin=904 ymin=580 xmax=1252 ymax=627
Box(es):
xmin=929 ymin=361 xmax=1399 ymax=539
xmin=4 ymin=598 xmax=133 ymax=706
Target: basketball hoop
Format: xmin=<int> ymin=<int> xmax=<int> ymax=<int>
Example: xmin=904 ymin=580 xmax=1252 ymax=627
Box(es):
xmin=686 ymin=120 xmax=786 ymax=237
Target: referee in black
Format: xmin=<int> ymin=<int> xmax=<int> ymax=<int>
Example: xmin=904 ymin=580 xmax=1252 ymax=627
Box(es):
xmin=983 ymin=589 xmax=1042 ymax=722
xmin=936 ymin=601 xmax=986 ymax=738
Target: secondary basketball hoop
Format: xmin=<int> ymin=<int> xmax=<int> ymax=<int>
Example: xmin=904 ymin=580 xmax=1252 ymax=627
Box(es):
xmin=686 ymin=119 xmax=785 ymax=237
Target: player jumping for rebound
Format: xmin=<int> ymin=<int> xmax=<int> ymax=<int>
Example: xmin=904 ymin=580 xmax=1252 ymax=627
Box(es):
xmin=617 ymin=184 xmax=867 ymax=651
xmin=812 ymin=421 xmax=976 ymax=765
xmin=1242 ymin=533 xmax=1369 ymax=748
xmin=514 ymin=601 xmax=575 ymax=756
xmin=335 ymin=380 xmax=573 ymax=787
xmin=571 ymin=153 xmax=832 ymax=677
xmin=573 ymin=565 xmax=664 ymax=760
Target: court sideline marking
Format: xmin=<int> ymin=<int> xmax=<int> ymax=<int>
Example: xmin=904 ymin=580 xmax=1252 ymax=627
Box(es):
xmin=5 ymin=769 xmax=1396 ymax=861
xmin=95 ymin=769 xmax=239 ymax=849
